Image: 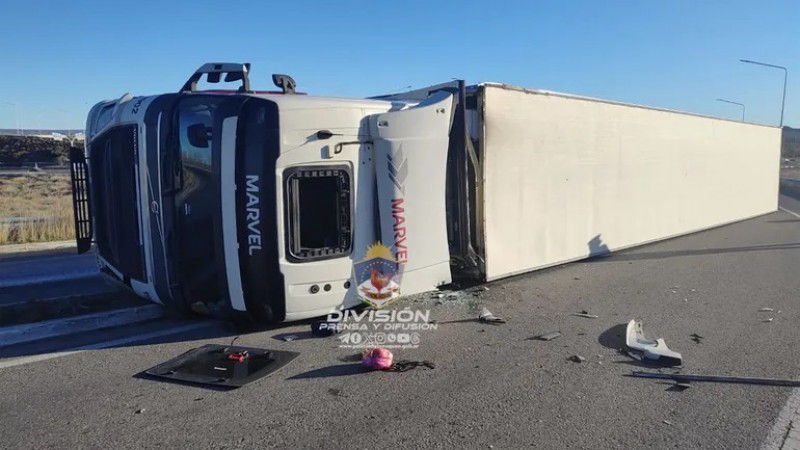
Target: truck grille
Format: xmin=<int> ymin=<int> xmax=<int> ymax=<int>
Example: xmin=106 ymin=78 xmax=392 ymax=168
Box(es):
xmin=69 ymin=146 xmax=93 ymax=254
xmin=88 ymin=125 xmax=146 ymax=281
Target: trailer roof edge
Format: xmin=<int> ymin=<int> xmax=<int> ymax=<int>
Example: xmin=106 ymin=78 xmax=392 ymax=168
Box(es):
xmin=477 ymin=82 xmax=781 ymax=130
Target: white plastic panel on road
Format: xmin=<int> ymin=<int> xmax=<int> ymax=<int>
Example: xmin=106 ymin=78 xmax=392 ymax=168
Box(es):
xmin=480 ymin=83 xmax=782 ymax=281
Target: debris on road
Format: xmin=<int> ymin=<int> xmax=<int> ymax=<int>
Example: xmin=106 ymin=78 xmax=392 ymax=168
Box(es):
xmin=759 ymin=307 xmax=774 ymax=312
xmin=762 ymin=318 xmax=774 ymax=323
xmin=190 ymin=301 xmax=209 ymax=316
xmin=629 ymin=371 xmax=800 ymax=387
xmin=468 ymin=286 xmax=490 ymax=292
xmin=624 ymin=350 xmax=643 ymax=361
xmin=534 ymin=331 xmax=562 ymax=341
xmin=662 ymin=419 xmax=674 ymax=426
xmin=479 ymin=307 xmax=506 ymax=324
xmin=389 ymin=360 xmax=436 ymax=372
xmin=362 ymin=348 xmax=394 ymax=370
xmin=625 ymin=319 xmax=682 ymax=365
xmin=569 ymin=355 xmax=587 ymax=363
xmin=311 ymin=320 xmax=341 ymax=337
xmin=328 ymin=388 xmax=347 ymax=397
xmin=144 ymin=344 xmax=300 ymax=388
xmin=572 ymin=310 xmax=598 ymax=318
xmin=134 ymin=408 xmax=146 ymax=414
xmin=281 ymin=334 xmax=299 ymax=342
xmin=690 ymin=333 xmax=703 ymax=344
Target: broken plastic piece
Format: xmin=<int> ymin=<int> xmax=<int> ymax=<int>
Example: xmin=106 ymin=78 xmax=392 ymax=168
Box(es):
xmin=572 ymin=313 xmax=598 ymax=319
xmin=759 ymin=307 xmax=774 ymax=312
xmin=762 ymin=318 xmax=774 ymax=323
xmin=625 ymin=350 xmax=643 ymax=361
xmin=625 ymin=320 xmax=682 ymax=364
xmin=569 ymin=355 xmax=587 ymax=363
xmin=281 ymin=335 xmax=299 ymax=342
xmin=479 ymin=307 xmax=506 ymax=324
xmin=311 ymin=320 xmax=341 ymax=337
xmin=536 ymin=331 xmax=561 ymax=341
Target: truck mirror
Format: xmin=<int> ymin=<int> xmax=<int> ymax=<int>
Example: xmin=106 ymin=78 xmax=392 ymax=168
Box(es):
xmin=187 ymin=123 xmax=211 ymax=148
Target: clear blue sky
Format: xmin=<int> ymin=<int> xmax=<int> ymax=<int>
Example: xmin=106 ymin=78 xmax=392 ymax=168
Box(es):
xmin=1 ymin=0 xmax=798 ymax=129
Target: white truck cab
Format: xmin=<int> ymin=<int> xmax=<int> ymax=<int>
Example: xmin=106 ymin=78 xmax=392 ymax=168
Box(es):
xmin=71 ymin=63 xmax=473 ymax=323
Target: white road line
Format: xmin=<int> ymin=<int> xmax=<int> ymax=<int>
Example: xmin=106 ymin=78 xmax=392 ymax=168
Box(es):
xmin=0 ymin=321 xmax=218 ymax=370
xmin=779 ymin=207 xmax=800 ymax=220
xmin=760 ymin=383 xmax=800 ymax=450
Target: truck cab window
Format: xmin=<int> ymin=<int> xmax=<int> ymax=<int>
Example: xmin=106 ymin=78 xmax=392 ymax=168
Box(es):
xmin=284 ymin=166 xmax=353 ymax=262
xmin=179 ymin=103 xmax=214 ymax=168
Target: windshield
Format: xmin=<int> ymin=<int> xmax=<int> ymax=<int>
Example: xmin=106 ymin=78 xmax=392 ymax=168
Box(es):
xmin=173 ymin=97 xmax=223 ymax=306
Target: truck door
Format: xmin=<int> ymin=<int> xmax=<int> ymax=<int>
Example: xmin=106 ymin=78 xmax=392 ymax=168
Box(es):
xmin=368 ymin=90 xmax=456 ymax=297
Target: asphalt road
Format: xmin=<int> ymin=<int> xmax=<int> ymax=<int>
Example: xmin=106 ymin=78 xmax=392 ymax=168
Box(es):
xmin=0 ymin=195 xmax=799 ymax=450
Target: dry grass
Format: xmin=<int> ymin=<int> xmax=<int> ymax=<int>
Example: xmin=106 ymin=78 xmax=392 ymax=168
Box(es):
xmin=781 ymin=166 xmax=800 ymax=180
xmin=0 ymin=172 xmax=75 ymax=245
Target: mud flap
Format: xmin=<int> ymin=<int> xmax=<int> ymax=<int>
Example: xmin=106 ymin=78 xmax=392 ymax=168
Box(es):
xmin=368 ymin=91 xmax=456 ymax=299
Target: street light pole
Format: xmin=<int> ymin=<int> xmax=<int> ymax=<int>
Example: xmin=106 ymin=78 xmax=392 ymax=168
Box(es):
xmin=740 ymin=59 xmax=788 ymax=127
xmin=716 ymin=98 xmax=746 ymax=121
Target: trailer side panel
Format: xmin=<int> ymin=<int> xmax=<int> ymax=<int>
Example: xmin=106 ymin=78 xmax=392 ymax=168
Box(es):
xmin=481 ymin=84 xmax=781 ymax=281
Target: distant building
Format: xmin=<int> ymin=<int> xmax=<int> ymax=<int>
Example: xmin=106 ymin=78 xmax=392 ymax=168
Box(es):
xmin=783 ymin=126 xmax=800 ymax=158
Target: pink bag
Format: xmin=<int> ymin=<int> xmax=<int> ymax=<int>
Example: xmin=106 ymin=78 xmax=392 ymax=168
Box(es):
xmin=362 ymin=348 xmax=394 ymax=370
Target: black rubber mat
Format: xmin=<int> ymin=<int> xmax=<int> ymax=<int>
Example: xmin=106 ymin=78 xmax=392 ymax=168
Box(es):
xmin=144 ymin=344 xmax=300 ymax=388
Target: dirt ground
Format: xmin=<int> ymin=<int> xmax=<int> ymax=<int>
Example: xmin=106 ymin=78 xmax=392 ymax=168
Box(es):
xmin=0 ymin=171 xmax=73 ymax=245
xmin=781 ymin=157 xmax=800 ymax=180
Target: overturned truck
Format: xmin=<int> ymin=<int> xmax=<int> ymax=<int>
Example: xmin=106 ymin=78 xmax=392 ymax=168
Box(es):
xmin=69 ymin=62 xmax=782 ymax=323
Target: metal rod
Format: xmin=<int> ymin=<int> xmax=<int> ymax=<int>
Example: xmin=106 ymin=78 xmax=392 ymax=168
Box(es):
xmin=630 ymin=371 xmax=800 ymax=387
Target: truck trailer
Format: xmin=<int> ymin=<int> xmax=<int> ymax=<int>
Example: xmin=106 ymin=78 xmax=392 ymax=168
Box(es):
xmin=69 ymin=62 xmax=782 ymax=324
